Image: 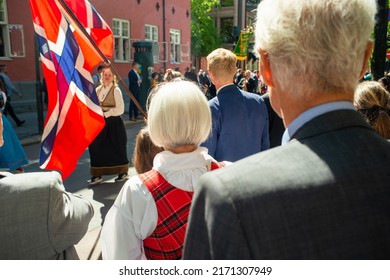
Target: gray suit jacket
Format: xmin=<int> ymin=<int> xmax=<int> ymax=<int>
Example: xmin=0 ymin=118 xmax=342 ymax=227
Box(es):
xmin=0 ymin=171 xmax=94 ymax=259
xmin=184 ymin=110 xmax=390 ymax=259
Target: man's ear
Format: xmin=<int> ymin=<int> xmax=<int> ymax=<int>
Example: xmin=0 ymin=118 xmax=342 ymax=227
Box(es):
xmin=208 ymin=70 xmax=215 ymax=83
xmin=259 ymin=49 xmax=275 ymax=87
xmin=358 ymin=41 xmax=374 ymax=79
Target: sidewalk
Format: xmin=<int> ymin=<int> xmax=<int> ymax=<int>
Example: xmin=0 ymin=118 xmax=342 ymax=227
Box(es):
xmin=8 ymin=111 xmax=43 ymax=145
xmin=73 ymin=164 xmax=140 ymax=259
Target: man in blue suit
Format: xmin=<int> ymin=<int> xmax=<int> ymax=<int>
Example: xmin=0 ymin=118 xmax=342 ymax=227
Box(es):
xmin=128 ymin=61 xmax=142 ymax=121
xmin=201 ymin=48 xmax=269 ymax=162
xmin=184 ymin=0 xmax=390 ymax=259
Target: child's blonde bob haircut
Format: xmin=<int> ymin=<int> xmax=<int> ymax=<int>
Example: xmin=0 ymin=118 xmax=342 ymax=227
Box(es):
xmin=148 ymin=79 xmax=211 ymax=148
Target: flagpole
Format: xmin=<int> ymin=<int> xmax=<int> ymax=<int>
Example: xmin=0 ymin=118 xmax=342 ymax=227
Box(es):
xmin=57 ymin=0 xmax=147 ymax=119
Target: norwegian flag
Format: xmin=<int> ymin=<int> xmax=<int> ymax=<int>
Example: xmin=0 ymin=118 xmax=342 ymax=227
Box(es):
xmin=29 ymin=0 xmax=113 ymax=179
xmin=62 ymin=0 xmax=113 ymax=68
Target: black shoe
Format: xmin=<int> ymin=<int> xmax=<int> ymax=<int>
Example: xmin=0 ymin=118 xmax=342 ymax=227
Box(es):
xmin=115 ymin=173 xmax=129 ymax=182
xmin=17 ymin=120 xmax=25 ymax=127
xmin=89 ymin=176 xmax=103 ymax=185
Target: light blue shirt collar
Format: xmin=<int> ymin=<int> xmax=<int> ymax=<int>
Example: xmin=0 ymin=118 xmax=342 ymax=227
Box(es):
xmin=281 ymin=101 xmax=355 ymax=145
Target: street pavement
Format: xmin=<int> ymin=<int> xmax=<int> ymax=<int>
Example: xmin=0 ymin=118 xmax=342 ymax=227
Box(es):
xmin=8 ymin=110 xmax=145 ymax=260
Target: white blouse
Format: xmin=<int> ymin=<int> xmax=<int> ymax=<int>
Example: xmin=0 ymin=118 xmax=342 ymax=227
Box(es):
xmin=96 ymin=84 xmax=124 ymax=118
xmin=100 ymin=147 xmax=227 ymax=260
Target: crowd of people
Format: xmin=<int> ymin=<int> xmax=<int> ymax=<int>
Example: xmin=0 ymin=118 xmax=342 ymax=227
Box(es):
xmin=1 ymin=0 xmax=390 ymax=261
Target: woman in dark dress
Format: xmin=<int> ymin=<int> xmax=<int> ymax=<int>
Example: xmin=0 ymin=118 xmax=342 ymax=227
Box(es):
xmin=88 ymin=67 xmax=129 ymax=185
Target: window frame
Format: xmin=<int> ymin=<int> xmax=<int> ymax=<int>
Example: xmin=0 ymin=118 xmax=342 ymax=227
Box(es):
xmin=113 ymin=18 xmax=131 ymax=62
xmin=8 ymin=24 xmax=25 ymax=57
xmin=169 ymin=29 xmax=181 ymax=64
xmin=220 ymin=17 xmax=234 ymax=43
xmin=0 ymin=0 xmax=11 ymax=58
xmin=145 ymin=24 xmax=159 ymax=64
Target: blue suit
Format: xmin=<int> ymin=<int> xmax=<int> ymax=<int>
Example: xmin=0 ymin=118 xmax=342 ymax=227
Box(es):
xmin=128 ymin=69 xmax=141 ymax=119
xmin=202 ymin=84 xmax=269 ymax=162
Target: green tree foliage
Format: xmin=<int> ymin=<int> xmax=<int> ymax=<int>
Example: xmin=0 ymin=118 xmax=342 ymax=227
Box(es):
xmin=191 ymin=0 xmax=221 ymax=57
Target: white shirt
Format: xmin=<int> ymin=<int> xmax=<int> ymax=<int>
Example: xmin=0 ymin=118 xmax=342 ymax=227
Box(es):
xmin=100 ymin=147 xmax=228 ymax=260
xmin=133 ymin=69 xmax=142 ymax=85
xmin=96 ymin=84 xmax=124 ymax=118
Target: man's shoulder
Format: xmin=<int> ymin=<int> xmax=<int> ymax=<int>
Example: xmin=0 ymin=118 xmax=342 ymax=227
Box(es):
xmin=198 ymin=148 xmax=283 ymax=190
xmin=240 ymin=90 xmax=266 ymax=108
xmin=241 ymin=89 xmax=260 ymax=98
xmin=128 ymin=70 xmax=137 ymax=81
xmin=199 ymin=131 xmax=390 ymax=206
xmin=0 ymin=171 xmax=63 ymax=192
xmin=207 ymin=96 xmax=222 ymax=113
xmin=198 ymin=143 xmax=317 ymax=201
xmin=206 ymin=146 xmax=285 ymax=173
xmin=216 ymin=85 xmax=263 ymax=104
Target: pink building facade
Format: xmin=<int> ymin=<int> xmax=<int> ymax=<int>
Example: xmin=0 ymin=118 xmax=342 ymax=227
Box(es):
xmin=0 ymin=0 xmax=191 ymax=108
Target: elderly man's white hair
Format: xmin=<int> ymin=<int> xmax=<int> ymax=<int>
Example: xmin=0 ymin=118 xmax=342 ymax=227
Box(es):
xmin=255 ymin=0 xmax=377 ymax=96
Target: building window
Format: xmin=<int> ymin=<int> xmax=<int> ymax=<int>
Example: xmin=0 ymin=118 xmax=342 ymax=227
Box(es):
xmin=220 ymin=17 xmax=234 ymax=43
xmin=113 ymin=18 xmax=130 ymax=62
xmin=145 ymin=24 xmax=159 ymax=64
xmin=0 ymin=0 xmax=10 ymax=58
xmin=170 ymin=29 xmax=181 ymax=64
xmin=9 ymin=24 xmax=25 ymax=57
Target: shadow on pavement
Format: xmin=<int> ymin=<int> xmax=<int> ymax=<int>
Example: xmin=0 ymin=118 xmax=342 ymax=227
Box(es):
xmin=75 ymin=181 xmax=124 ymax=260
xmin=89 ymin=181 xmax=124 ymax=226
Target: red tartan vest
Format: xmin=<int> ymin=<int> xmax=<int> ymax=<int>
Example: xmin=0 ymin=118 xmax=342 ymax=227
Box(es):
xmin=139 ymin=161 xmax=221 ymax=260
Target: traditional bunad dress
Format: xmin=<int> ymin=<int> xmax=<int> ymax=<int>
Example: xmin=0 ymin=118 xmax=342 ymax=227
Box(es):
xmin=0 ymin=114 xmax=28 ymax=171
xmin=88 ymin=84 xmax=129 ymax=177
xmin=101 ymin=147 xmax=228 ymax=259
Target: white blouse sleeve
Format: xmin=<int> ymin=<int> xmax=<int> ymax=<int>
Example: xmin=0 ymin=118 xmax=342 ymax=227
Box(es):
xmin=100 ymin=176 xmax=158 ymax=260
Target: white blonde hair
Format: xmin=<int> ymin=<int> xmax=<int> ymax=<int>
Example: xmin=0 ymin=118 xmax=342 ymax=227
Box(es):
xmin=255 ymin=0 xmax=377 ymax=96
xmin=148 ymin=80 xmax=211 ymax=148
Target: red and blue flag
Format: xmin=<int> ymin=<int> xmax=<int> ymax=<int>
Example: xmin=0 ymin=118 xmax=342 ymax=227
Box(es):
xmin=29 ymin=0 xmax=113 ymax=179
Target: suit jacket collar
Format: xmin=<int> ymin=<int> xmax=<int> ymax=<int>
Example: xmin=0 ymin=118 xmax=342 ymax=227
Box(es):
xmin=292 ymin=109 xmax=372 ymax=141
xmin=217 ymin=83 xmax=237 ymax=95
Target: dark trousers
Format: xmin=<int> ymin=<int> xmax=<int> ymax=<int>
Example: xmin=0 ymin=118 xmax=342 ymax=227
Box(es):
xmin=3 ymin=96 xmax=23 ymax=125
xmin=128 ymin=95 xmax=139 ymax=119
